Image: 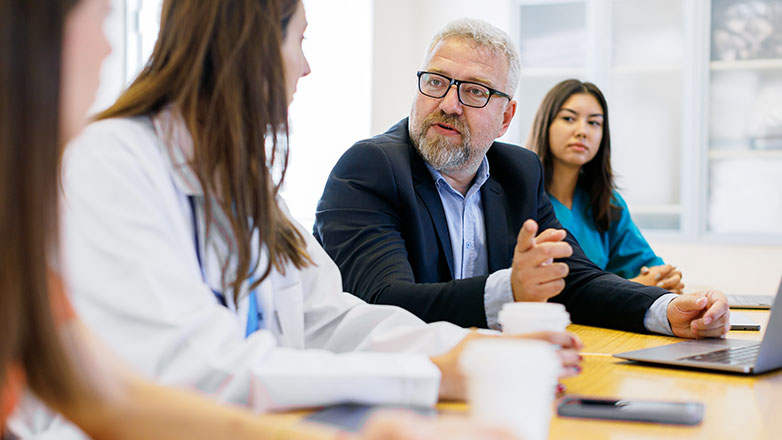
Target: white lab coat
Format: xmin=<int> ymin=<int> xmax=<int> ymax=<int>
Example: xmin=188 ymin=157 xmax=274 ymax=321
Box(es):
xmin=8 ymin=116 xmax=469 ymax=438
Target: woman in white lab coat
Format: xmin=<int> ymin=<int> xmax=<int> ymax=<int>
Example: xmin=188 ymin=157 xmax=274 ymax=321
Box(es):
xmin=54 ymin=0 xmax=579 ymax=418
xmin=4 ymin=0 xmax=528 ymax=439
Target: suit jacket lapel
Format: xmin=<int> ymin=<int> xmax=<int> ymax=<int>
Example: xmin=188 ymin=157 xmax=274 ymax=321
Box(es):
xmin=409 ymin=147 xmax=455 ymax=278
xmin=482 ymin=177 xmax=510 ymax=273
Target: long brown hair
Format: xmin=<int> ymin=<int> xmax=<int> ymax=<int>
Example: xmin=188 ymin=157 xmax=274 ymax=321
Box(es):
xmin=528 ymin=79 xmax=619 ymax=232
xmin=98 ymin=0 xmax=310 ymax=302
xmin=0 ymin=0 xmax=82 ymax=408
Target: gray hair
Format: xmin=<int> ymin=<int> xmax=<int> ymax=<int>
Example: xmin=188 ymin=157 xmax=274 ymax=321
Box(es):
xmin=427 ymin=19 xmax=520 ymax=97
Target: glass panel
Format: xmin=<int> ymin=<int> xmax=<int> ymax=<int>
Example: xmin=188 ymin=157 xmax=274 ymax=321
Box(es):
xmin=711 ymin=0 xmax=782 ymax=62
xmin=708 ymin=157 xmax=782 ymax=235
xmin=710 ymin=70 xmax=782 ymax=150
xmin=708 ymin=0 xmax=782 ymax=236
xmin=609 ymin=71 xmax=682 ymax=230
xmin=610 ymin=0 xmax=684 ymax=230
xmin=519 ymin=2 xmax=587 ymax=68
xmin=516 ymin=2 xmax=588 ymax=147
xmin=612 ymin=0 xmax=684 ymax=67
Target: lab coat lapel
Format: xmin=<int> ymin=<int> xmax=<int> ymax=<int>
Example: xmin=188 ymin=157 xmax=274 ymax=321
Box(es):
xmin=269 ymin=269 xmax=305 ymax=349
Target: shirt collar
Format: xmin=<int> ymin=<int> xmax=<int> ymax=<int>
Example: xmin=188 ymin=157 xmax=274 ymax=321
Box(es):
xmin=425 ymin=156 xmax=491 ymax=197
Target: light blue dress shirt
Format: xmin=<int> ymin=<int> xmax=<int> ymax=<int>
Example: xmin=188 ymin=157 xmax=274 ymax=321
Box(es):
xmin=426 ymin=159 xmax=489 ymax=280
xmin=425 ymin=161 xmax=675 ymax=334
xmin=425 ymin=159 xmax=525 ymax=329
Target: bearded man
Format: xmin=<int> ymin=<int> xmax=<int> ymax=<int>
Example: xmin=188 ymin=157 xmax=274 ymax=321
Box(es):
xmin=313 ymin=19 xmax=729 ymax=340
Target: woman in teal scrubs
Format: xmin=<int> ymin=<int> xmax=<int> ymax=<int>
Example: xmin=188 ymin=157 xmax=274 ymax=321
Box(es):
xmin=527 ymin=79 xmax=684 ymax=292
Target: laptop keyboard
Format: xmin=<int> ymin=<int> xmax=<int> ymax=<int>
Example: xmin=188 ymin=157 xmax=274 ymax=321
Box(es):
xmin=679 ymin=344 xmax=761 ymax=366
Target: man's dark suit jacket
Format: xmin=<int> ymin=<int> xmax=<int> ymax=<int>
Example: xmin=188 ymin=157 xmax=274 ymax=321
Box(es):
xmin=314 ymin=118 xmax=667 ymax=332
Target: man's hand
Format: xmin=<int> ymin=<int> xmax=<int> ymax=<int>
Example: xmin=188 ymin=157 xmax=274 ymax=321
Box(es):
xmin=667 ymin=290 xmax=730 ymax=339
xmin=510 ymin=219 xmax=573 ymax=302
xmin=430 ymin=329 xmax=583 ymax=401
xmin=631 ymin=264 xmax=684 ymax=293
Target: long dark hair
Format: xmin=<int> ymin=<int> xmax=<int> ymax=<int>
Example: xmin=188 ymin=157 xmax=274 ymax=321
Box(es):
xmin=528 ymin=79 xmax=618 ymax=231
xmin=98 ymin=0 xmax=311 ymax=302
xmin=0 ymin=0 xmax=82 ymax=408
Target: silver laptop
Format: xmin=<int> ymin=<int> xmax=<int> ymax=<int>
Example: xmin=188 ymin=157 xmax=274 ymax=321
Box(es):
xmin=614 ymin=277 xmax=782 ymax=374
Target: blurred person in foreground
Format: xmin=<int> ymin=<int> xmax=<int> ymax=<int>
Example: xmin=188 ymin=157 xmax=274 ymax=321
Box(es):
xmin=0 ymin=0 xmax=525 ymax=439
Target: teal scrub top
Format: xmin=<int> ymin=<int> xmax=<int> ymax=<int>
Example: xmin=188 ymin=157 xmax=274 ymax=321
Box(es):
xmin=549 ymin=187 xmax=664 ymax=279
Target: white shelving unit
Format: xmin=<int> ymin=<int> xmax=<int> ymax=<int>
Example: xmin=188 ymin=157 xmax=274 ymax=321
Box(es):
xmin=709 ymin=149 xmax=782 ymax=160
xmin=707 ymin=0 xmax=782 ymax=240
xmin=512 ymin=0 xmax=782 ymax=243
xmin=710 ymin=58 xmax=782 ymax=71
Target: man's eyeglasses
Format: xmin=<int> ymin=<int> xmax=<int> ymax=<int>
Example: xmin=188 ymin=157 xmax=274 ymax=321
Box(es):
xmin=416 ymin=71 xmax=511 ymax=109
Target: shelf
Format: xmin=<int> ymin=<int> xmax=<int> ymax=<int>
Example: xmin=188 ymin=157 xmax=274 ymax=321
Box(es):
xmin=516 ymin=0 xmax=585 ymax=7
xmin=519 ymin=67 xmax=586 ymax=77
xmin=709 ymin=149 xmax=782 ymax=160
xmin=710 ymin=59 xmax=782 ymax=71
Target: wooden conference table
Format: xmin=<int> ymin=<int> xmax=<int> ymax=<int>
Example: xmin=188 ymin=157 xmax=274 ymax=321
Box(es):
xmin=280 ymin=309 xmax=780 ymax=439
xmin=439 ymin=308 xmax=781 ymax=440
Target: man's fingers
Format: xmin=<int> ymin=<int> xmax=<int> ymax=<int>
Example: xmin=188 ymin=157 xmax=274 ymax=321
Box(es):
xmin=671 ymin=290 xmax=731 ymax=339
xmin=511 ymin=263 xmax=567 ymax=292
xmin=691 ymin=313 xmax=729 ymax=332
xmin=701 ymin=291 xmax=730 ymax=325
xmin=535 ymin=228 xmax=567 ymax=245
xmin=513 ymin=277 xmax=566 ymax=302
xmin=530 ymin=242 xmax=573 ymax=266
xmin=535 ymin=262 xmax=570 ymax=282
xmin=672 ymin=294 xmax=709 ymax=314
xmin=515 ymin=219 xmax=538 ymax=254
xmin=692 ymin=322 xmax=730 ymax=338
xmin=534 ymin=278 xmax=566 ymax=299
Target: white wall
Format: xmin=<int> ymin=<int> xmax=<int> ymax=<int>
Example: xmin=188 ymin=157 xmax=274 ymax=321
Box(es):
xmin=90 ymin=0 xmax=128 ymax=115
xmin=649 ymin=240 xmax=782 ymax=295
xmin=281 ymin=0 xmax=374 ymax=228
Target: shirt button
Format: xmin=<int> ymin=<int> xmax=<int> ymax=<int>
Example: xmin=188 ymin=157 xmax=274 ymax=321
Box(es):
xmin=466 ymin=242 xmax=471 ymax=249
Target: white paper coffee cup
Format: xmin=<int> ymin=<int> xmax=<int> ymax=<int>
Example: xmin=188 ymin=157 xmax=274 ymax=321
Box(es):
xmin=499 ymin=302 xmax=571 ymax=335
xmin=460 ymin=339 xmax=560 ymax=440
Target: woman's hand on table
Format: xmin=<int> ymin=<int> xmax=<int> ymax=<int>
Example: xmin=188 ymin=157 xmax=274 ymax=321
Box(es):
xmin=356 ymin=410 xmax=518 ymax=440
xmin=431 ymin=329 xmax=583 ymax=401
xmin=632 ymin=265 xmax=684 ymax=293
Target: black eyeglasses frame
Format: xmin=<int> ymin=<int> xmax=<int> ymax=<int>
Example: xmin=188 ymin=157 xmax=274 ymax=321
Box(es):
xmin=416 ymin=70 xmax=512 ymax=108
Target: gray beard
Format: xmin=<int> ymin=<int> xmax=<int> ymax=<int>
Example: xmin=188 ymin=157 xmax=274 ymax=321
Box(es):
xmin=410 ymin=124 xmax=472 ymax=172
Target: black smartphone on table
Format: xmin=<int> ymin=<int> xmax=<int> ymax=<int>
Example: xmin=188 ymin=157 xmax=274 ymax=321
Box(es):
xmin=557 ymin=396 xmax=704 ymax=425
